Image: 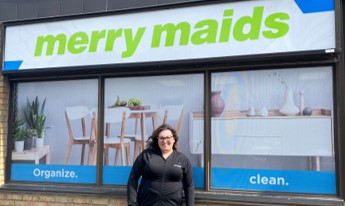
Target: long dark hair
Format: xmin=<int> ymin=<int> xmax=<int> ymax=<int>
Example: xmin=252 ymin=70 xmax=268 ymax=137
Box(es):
xmin=146 ymin=124 xmax=179 ymax=151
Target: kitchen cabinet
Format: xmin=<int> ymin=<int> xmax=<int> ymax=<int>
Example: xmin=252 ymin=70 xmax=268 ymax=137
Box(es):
xmin=189 ymin=110 xmax=333 ymax=157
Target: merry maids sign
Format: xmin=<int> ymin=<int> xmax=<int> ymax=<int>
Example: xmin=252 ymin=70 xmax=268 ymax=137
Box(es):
xmin=3 ymin=0 xmax=335 ymax=71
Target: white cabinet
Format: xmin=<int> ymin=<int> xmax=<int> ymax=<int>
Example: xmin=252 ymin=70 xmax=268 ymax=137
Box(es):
xmin=189 ymin=111 xmax=333 ymax=156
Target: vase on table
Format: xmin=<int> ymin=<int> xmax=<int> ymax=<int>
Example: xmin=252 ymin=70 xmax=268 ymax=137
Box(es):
xmin=279 ymin=89 xmax=299 ymax=116
xmin=24 ymin=136 xmax=33 ymax=150
xmin=211 ymin=91 xmax=225 ymax=117
xmin=15 ymin=141 xmax=24 ymax=152
xmin=36 ymin=137 xmax=44 ymax=149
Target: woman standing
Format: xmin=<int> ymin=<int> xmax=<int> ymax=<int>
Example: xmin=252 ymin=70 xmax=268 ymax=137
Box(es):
xmin=127 ymin=124 xmax=195 ymax=206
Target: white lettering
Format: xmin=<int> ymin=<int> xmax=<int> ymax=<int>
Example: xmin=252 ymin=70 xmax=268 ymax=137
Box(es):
xmin=33 ymin=168 xmax=78 ymax=179
xmin=249 ymin=174 xmax=288 ymax=186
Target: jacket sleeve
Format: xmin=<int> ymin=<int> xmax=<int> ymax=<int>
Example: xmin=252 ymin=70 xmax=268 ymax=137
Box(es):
xmin=182 ymin=156 xmax=195 ymax=206
xmin=127 ymin=152 xmax=145 ymax=206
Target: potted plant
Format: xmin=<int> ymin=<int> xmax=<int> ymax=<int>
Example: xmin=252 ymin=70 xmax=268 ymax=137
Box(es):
xmin=24 ymin=96 xmax=47 ymax=148
xmin=33 ymin=114 xmax=46 ymax=148
xmin=24 ymin=129 xmax=37 ymax=150
xmin=12 ymin=120 xmax=29 ymax=152
xmin=24 ymin=96 xmax=46 ymax=129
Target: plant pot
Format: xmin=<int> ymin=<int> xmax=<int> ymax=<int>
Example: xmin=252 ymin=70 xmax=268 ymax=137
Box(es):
xmin=15 ymin=141 xmax=24 ymax=152
xmin=36 ymin=137 xmax=44 ymax=149
xmin=24 ymin=136 xmax=33 ymax=150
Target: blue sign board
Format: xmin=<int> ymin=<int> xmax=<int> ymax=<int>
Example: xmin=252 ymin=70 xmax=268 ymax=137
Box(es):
xmin=212 ymin=168 xmax=336 ymax=194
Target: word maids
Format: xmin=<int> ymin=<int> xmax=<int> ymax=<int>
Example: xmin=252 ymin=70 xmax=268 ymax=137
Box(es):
xmin=34 ymin=6 xmax=289 ymax=58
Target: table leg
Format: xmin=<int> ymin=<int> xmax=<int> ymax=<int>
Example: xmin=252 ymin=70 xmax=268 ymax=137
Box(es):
xmin=140 ymin=113 xmax=146 ymax=152
xmin=81 ymin=143 xmax=86 ymax=165
xmin=121 ymin=143 xmax=125 ymax=166
xmin=308 ymin=156 xmax=321 ymax=171
xmin=152 ymin=113 xmax=158 ymax=131
xmin=315 ymin=156 xmax=321 ymax=171
xmin=46 ymin=149 xmax=50 ymax=164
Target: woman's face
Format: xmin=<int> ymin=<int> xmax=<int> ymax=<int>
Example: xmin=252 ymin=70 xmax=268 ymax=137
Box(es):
xmin=157 ymin=129 xmax=175 ymax=154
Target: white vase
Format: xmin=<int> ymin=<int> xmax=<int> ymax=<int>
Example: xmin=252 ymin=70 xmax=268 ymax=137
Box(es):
xmin=15 ymin=141 xmax=24 ymax=152
xmin=299 ymin=90 xmax=305 ymax=115
xmin=279 ymin=89 xmax=299 ymax=116
xmin=36 ymin=137 xmax=44 ymax=149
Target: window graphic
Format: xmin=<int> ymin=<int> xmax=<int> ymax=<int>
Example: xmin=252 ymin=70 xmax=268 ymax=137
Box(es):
xmin=208 ymin=67 xmax=335 ymax=194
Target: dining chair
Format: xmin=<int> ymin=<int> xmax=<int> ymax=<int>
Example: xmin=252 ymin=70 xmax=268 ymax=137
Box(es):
xmin=87 ymin=111 xmax=97 ymax=165
xmin=160 ymin=104 xmax=184 ymax=135
xmin=104 ymin=107 xmax=132 ymax=166
xmin=64 ymin=105 xmax=92 ymax=165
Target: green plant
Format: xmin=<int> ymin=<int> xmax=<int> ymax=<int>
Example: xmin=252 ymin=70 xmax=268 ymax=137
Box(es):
xmin=24 ymin=96 xmax=46 ymax=129
xmin=32 ymin=114 xmax=46 ymax=138
xmin=27 ymin=129 xmax=38 ymax=138
xmin=128 ymin=98 xmax=142 ymax=106
xmin=12 ymin=120 xmax=29 ymax=141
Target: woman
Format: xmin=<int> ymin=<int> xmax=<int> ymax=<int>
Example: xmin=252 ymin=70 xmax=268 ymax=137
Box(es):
xmin=127 ymin=124 xmax=195 ymax=206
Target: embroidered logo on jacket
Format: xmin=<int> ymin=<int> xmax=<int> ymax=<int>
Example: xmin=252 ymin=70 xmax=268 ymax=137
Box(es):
xmin=174 ymin=164 xmax=182 ymax=168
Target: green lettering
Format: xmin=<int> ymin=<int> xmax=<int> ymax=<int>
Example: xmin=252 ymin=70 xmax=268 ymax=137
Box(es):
xmin=219 ymin=9 xmax=234 ymax=43
xmin=191 ymin=19 xmax=218 ymax=45
xmin=34 ymin=34 xmax=67 ymax=56
xmin=122 ymin=27 xmax=146 ymax=58
xmin=105 ymin=29 xmax=123 ymax=51
xmin=233 ymin=6 xmax=264 ymax=41
xmin=89 ymin=30 xmax=106 ymax=52
xmin=68 ymin=32 xmax=88 ymax=54
xmin=263 ymin=12 xmax=290 ymax=38
xmin=151 ymin=22 xmax=191 ymax=47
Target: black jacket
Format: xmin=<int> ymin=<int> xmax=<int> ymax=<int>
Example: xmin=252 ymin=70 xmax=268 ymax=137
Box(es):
xmin=127 ymin=148 xmax=195 ymax=206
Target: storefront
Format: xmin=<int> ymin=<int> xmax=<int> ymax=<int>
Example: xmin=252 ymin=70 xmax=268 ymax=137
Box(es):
xmin=1 ymin=0 xmax=345 ymax=205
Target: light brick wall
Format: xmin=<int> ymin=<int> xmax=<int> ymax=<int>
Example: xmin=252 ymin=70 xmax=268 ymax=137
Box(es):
xmin=0 ymin=75 xmax=8 ymax=186
xmin=0 ymin=191 xmax=238 ymax=206
xmin=0 ymin=192 xmax=129 ymax=206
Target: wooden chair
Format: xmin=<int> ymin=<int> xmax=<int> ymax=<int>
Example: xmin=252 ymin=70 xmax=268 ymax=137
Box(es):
xmin=64 ymin=105 xmax=92 ymax=165
xmin=104 ymin=107 xmax=132 ymax=166
xmin=131 ymin=104 xmax=184 ymax=161
xmin=87 ymin=111 xmax=97 ymax=165
xmin=160 ymin=104 xmax=184 ymax=135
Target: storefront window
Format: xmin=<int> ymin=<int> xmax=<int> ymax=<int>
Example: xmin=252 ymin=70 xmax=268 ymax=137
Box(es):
xmin=103 ymin=74 xmax=204 ymax=187
xmin=210 ymin=67 xmax=335 ymax=194
xmin=9 ymin=74 xmax=204 ymax=186
xmin=11 ymin=79 xmax=98 ymax=184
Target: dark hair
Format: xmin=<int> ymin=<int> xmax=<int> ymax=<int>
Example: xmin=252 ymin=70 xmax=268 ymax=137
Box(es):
xmin=146 ymin=124 xmax=179 ymax=150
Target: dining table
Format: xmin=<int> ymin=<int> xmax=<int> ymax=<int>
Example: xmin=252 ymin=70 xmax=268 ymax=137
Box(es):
xmin=128 ymin=107 xmax=160 ymax=161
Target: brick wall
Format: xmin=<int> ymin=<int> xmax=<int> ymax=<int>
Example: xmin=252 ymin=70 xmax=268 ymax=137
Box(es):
xmin=0 ymin=75 xmax=8 ymax=186
xmin=0 ymin=192 xmax=128 ymax=206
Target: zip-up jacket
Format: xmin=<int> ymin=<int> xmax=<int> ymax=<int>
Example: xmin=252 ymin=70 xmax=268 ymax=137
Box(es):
xmin=127 ymin=148 xmax=195 ymax=206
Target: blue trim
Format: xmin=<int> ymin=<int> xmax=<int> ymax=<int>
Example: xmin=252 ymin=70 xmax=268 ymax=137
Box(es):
xmin=294 ymin=0 xmax=334 ymax=13
xmin=4 ymin=60 xmax=23 ymax=71
xmin=103 ymin=166 xmax=132 ymax=185
xmin=11 ymin=164 xmax=96 ymax=184
xmin=102 ymin=166 xmax=205 ymax=188
xmin=193 ymin=167 xmax=204 ymax=188
xmin=211 ymin=168 xmax=336 ymax=194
